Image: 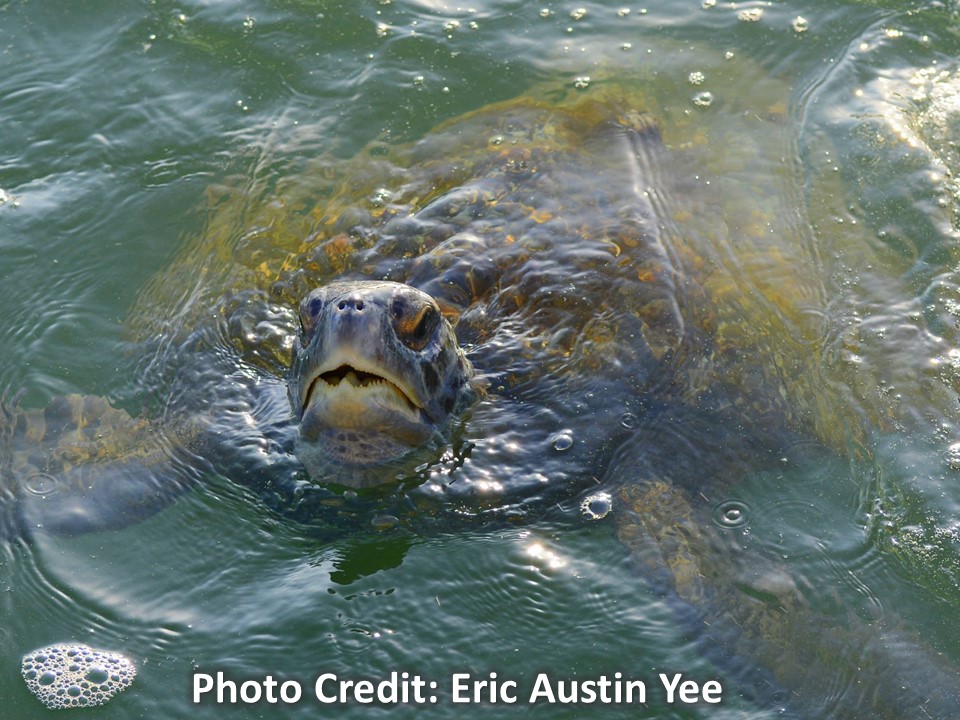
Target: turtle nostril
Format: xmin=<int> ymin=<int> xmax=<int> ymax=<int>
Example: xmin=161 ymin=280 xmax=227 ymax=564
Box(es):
xmin=337 ymin=298 xmax=365 ymax=312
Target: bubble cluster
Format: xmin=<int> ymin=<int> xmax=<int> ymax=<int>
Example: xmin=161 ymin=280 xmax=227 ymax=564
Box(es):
xmin=21 ymin=644 xmax=136 ymax=709
xmin=692 ymin=91 xmax=714 ymax=108
xmin=0 ymin=188 xmax=19 ymax=208
xmin=946 ymin=441 xmax=960 ymax=470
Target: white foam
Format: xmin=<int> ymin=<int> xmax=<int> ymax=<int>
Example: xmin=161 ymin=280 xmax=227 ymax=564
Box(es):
xmin=21 ymin=643 xmax=136 ymax=709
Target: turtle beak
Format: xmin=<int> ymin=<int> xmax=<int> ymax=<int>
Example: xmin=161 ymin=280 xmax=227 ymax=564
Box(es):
xmin=301 ymin=350 xmax=425 ymax=427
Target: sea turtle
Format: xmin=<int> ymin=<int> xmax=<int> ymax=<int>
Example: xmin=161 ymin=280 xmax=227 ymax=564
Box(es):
xmin=2 ymin=84 xmax=958 ymax=717
xmin=6 ymin=86 xmax=772 ymax=537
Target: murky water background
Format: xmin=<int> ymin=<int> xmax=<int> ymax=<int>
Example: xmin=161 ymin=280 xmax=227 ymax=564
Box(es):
xmin=3 ymin=0 xmax=960 ymax=717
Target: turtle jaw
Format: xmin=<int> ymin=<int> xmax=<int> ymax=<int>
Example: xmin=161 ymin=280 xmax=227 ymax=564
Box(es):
xmin=297 ymin=346 xmax=436 ymax=455
xmin=301 ymin=349 xmax=426 ymax=431
xmin=304 ymin=365 xmax=421 ymax=423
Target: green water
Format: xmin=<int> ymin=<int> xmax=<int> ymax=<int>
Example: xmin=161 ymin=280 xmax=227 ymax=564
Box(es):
xmin=3 ymin=0 xmax=960 ymax=718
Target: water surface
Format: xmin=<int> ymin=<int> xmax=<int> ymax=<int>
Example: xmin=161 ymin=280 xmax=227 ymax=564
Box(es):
xmin=3 ymin=1 xmax=960 ymax=718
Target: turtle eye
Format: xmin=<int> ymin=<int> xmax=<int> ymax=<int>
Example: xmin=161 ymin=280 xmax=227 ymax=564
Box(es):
xmin=393 ymin=296 xmax=440 ymax=351
xmin=299 ymin=294 xmax=325 ymax=336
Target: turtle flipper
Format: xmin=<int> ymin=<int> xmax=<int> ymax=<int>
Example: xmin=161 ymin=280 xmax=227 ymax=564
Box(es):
xmin=1 ymin=393 xmax=209 ymax=538
xmin=616 ymin=479 xmax=960 ymax=719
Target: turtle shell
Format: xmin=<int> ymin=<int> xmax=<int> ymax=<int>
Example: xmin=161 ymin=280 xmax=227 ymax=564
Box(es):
xmin=102 ymin=82 xmax=850 ymax=525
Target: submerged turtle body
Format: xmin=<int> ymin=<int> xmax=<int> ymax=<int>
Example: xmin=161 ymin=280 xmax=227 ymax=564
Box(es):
xmin=2 ymin=84 xmax=831 ymax=532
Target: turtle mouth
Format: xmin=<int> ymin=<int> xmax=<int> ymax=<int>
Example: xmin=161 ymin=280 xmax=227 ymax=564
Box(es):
xmin=303 ymin=361 xmax=423 ymax=423
xmin=318 ymin=365 xmax=390 ymax=389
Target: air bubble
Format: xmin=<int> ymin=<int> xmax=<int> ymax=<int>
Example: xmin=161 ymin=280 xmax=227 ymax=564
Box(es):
xmin=39 ymin=671 xmax=57 ymax=686
xmin=692 ymin=91 xmax=714 ymax=108
xmin=551 ymin=431 xmax=574 ymax=452
xmin=369 ymin=188 xmax=392 ymax=207
xmin=792 ymin=16 xmax=808 ymax=33
xmin=570 ymin=8 xmax=587 ymax=20
xmin=581 ymin=492 xmax=613 ymax=520
xmin=620 ymin=412 xmax=638 ymax=429
xmin=85 ymin=667 xmax=110 ymax=684
xmin=573 ymin=76 xmax=591 ymax=90
xmin=737 ymin=8 xmax=764 ymax=22
xmin=713 ymin=499 xmax=750 ymax=529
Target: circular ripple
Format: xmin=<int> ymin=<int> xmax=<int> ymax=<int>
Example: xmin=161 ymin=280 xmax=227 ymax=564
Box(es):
xmin=712 ymin=499 xmax=750 ymax=529
xmin=22 ymin=473 xmax=61 ymax=497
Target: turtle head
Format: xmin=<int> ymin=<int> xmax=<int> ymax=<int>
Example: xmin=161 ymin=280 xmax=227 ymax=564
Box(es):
xmin=288 ymin=280 xmax=472 ymax=485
